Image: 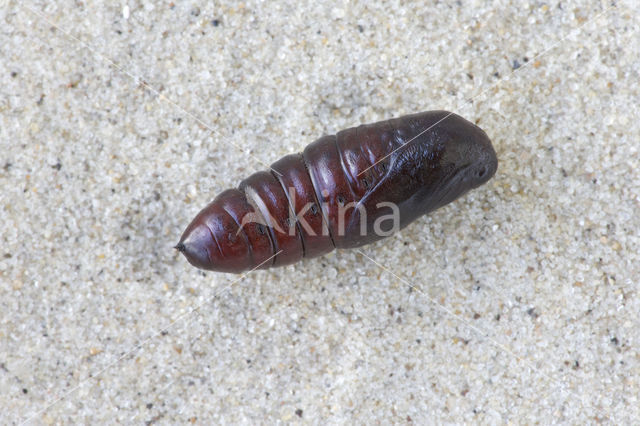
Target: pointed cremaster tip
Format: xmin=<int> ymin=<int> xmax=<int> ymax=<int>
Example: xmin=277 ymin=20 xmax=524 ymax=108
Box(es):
xmin=174 ymin=228 xmax=214 ymax=270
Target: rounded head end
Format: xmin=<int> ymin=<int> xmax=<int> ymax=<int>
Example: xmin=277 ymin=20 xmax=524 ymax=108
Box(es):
xmin=442 ymin=113 xmax=498 ymax=189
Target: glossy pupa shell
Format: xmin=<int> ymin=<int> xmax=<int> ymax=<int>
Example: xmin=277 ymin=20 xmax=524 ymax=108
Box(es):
xmin=176 ymin=111 xmax=498 ymax=273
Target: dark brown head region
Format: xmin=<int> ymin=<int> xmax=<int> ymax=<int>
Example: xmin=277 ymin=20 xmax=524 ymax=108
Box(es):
xmin=414 ymin=111 xmax=498 ymax=210
xmin=339 ymin=111 xmax=498 ymax=241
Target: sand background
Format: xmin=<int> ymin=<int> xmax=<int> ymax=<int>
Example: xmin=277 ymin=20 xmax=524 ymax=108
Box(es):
xmin=1 ymin=1 xmax=639 ymax=423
